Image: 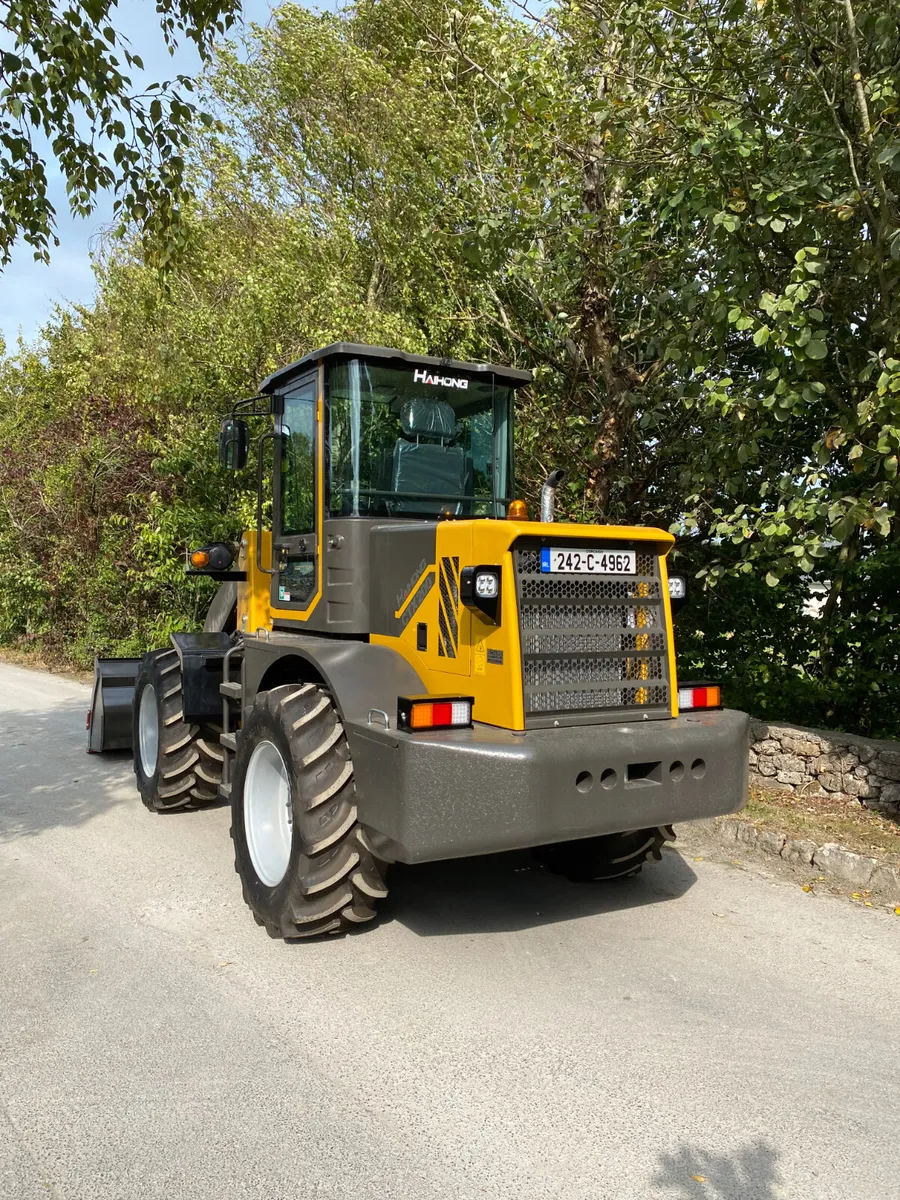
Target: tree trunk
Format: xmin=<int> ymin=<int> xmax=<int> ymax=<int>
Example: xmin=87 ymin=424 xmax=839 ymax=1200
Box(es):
xmin=578 ymin=146 xmax=642 ymax=515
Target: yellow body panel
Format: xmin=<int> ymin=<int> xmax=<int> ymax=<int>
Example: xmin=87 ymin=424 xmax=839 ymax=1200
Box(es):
xmin=373 ymin=519 xmax=677 ymax=731
xmin=657 ymin=552 xmax=680 ymax=718
xmin=431 ymin=521 xmax=472 ymax=676
xmin=240 ymin=513 xmax=678 ymax=730
xmin=236 ymin=530 xmax=275 ymax=635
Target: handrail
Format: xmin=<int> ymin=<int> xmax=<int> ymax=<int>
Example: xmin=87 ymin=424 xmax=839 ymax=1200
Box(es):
xmin=256 ymin=431 xmax=277 ymax=576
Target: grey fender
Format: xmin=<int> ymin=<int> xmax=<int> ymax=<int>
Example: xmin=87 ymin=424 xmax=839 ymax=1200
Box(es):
xmin=203 ymin=582 xmax=238 ymax=633
xmin=241 ymin=634 xmax=426 ymax=731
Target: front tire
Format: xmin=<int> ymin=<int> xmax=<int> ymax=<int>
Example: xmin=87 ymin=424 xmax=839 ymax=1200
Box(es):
xmin=231 ymin=684 xmax=388 ymax=939
xmin=535 ymin=826 xmax=676 ymax=882
xmin=133 ymin=649 xmax=224 ymax=811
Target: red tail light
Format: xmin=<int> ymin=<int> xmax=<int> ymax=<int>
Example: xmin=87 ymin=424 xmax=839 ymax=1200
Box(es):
xmin=678 ymin=685 xmax=722 ymax=712
xmin=397 ymin=696 xmax=473 ymax=732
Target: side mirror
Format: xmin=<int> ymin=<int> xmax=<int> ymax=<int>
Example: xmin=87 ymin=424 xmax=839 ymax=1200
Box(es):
xmin=218 ymin=418 xmax=249 ymax=470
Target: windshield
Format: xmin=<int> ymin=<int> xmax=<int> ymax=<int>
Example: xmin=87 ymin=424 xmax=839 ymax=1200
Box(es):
xmin=327 ymin=359 xmax=513 ymax=519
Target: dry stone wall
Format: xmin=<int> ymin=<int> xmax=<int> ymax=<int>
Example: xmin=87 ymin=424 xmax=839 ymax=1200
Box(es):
xmin=750 ymin=719 xmax=900 ymax=817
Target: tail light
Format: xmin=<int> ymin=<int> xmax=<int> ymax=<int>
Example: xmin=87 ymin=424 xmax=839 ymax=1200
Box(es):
xmin=397 ymin=695 xmax=473 ymax=732
xmin=678 ymin=684 xmax=722 ymax=712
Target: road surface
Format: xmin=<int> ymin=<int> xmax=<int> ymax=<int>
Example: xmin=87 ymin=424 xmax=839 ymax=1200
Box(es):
xmin=0 ymin=662 xmax=897 ymax=1200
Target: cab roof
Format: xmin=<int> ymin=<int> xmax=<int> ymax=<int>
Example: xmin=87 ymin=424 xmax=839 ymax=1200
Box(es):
xmin=259 ymin=342 xmax=533 ymax=394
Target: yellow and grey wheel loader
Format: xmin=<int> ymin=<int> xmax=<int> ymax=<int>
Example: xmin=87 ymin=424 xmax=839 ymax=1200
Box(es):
xmin=88 ymin=343 xmax=749 ymax=938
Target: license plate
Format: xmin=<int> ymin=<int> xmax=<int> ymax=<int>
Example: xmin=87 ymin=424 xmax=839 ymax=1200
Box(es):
xmin=540 ymin=547 xmax=636 ymax=575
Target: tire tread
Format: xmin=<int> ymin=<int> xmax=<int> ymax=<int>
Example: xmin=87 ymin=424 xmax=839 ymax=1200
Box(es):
xmin=134 ymin=648 xmax=224 ymax=812
xmin=536 ymin=825 xmax=676 ymax=882
xmin=232 ymin=684 xmax=388 ymax=939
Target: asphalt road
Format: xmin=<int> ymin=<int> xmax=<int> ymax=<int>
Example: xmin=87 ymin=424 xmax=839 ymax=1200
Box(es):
xmin=1 ymin=662 xmax=898 ymax=1200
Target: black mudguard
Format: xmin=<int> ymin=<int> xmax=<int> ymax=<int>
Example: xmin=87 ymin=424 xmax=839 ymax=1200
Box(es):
xmin=86 ymin=657 xmax=142 ymax=753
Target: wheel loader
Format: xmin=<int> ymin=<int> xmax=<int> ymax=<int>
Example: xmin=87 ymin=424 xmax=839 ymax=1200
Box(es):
xmin=88 ymin=342 xmax=749 ymax=938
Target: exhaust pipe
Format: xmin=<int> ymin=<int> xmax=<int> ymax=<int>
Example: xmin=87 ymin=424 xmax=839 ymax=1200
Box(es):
xmin=540 ymin=469 xmax=566 ymax=523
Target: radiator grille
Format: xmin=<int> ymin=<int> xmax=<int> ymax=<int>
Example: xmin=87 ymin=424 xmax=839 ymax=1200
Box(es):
xmin=515 ymin=542 xmax=671 ymax=721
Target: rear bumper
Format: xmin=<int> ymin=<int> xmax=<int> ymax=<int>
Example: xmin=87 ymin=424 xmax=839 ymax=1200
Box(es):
xmin=347 ymin=708 xmax=749 ymax=863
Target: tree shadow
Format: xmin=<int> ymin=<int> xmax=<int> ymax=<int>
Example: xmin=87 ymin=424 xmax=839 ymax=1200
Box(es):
xmin=653 ymin=1139 xmax=781 ymax=1200
xmin=0 ymin=697 xmax=133 ymax=841
xmin=381 ymin=844 xmax=697 ymax=937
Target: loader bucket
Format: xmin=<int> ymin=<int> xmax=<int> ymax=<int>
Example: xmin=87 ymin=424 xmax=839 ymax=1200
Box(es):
xmin=86 ymin=657 xmax=142 ymax=754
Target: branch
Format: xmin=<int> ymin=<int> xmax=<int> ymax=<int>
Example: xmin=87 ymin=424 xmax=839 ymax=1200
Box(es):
xmin=841 ymin=0 xmax=892 ymax=213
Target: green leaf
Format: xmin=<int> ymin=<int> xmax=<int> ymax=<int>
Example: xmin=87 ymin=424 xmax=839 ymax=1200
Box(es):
xmin=805 ymin=339 xmax=828 ymax=360
xmin=753 ymin=325 xmax=770 ymax=346
xmin=874 ymin=510 xmax=892 ymax=536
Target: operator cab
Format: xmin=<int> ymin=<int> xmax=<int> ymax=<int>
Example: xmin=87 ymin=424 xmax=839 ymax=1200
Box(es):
xmin=218 ymin=343 xmax=531 ymax=634
xmin=325 ymin=357 xmax=516 ymax=519
xmin=264 ymin=344 xmax=526 ymax=522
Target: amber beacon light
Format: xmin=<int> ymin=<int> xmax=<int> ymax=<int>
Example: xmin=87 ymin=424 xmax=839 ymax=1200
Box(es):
xmin=188 ymin=543 xmax=234 ymax=571
xmin=507 ymin=499 xmax=528 ymax=520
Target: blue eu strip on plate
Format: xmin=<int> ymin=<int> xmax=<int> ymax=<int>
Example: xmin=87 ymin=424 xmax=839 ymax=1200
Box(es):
xmin=540 ymin=548 xmax=551 ymax=573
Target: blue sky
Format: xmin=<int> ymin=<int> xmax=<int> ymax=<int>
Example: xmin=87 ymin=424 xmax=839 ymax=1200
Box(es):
xmin=0 ymin=0 xmax=338 ymax=351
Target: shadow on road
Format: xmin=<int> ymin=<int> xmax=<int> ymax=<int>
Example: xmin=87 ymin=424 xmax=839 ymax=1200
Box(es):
xmin=383 ymin=844 xmax=697 ymax=937
xmin=0 ymin=690 xmax=697 ymax=940
xmin=653 ymin=1139 xmax=781 ymax=1199
xmin=0 ymin=698 xmax=133 ymax=841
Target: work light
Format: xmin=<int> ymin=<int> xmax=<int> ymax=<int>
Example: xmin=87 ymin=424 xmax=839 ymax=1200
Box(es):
xmin=460 ymin=565 xmax=502 ymax=622
xmin=475 ymin=571 xmax=499 ymax=599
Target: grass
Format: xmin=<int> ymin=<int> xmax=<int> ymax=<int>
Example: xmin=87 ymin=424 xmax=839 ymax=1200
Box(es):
xmin=744 ymin=784 xmax=900 ymax=867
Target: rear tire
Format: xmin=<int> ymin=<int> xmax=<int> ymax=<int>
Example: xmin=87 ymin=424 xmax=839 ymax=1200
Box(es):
xmin=231 ymin=684 xmax=388 ymax=939
xmin=133 ymin=649 xmax=223 ymax=812
xmin=535 ymin=826 xmax=676 ymax=882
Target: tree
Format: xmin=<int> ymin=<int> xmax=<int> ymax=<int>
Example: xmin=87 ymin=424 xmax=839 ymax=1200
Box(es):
xmin=1 ymin=0 xmax=899 ymax=736
xmin=0 ymin=0 xmax=239 ymax=268
xmin=153 ymin=0 xmax=900 ymax=730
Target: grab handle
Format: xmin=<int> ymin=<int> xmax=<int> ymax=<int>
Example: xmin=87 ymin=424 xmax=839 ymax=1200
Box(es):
xmin=255 ymin=431 xmax=277 ymax=576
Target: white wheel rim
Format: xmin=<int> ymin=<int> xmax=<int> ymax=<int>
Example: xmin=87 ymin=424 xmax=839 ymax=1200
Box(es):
xmin=138 ymin=683 xmax=159 ymax=777
xmin=244 ymin=740 xmax=293 ymax=887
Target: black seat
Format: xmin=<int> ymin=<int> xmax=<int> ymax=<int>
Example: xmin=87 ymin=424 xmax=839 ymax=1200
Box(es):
xmin=391 ymin=398 xmax=468 ymax=514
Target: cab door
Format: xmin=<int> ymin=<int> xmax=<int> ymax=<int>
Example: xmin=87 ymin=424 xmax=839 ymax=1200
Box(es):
xmin=271 ymin=370 xmax=321 ymax=619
